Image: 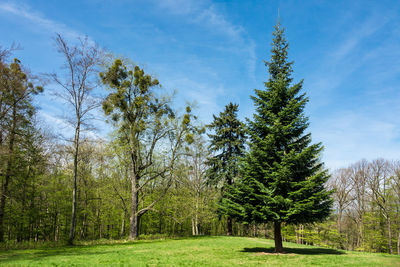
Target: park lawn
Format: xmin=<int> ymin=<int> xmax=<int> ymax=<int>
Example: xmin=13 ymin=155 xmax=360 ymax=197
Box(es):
xmin=0 ymin=236 xmax=399 ymax=266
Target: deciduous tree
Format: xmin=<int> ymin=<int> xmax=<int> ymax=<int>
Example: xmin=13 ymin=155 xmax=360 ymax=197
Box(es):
xmin=51 ymin=34 xmax=102 ymax=244
xmin=100 ymin=59 xmax=194 ymax=240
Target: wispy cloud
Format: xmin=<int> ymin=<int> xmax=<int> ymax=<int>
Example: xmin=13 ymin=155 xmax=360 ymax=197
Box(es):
xmin=305 ymin=12 xmax=400 ymax=169
xmin=305 ymin=14 xmax=392 ymax=110
xmin=155 ymin=0 xmax=196 ymax=15
xmin=0 ymin=1 xmax=84 ymax=40
xmin=40 ymin=111 xmax=102 ymax=140
xmin=152 ymin=0 xmax=256 ymax=80
xmin=148 ymin=0 xmax=258 ymax=120
xmin=160 ymin=73 xmax=225 ymax=123
xmin=313 ymin=110 xmax=400 ymax=170
xmin=194 ymin=5 xmax=244 ymax=40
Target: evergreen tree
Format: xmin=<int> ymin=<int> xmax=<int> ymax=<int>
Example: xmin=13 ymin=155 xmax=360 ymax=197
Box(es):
xmin=223 ymin=22 xmax=332 ymax=252
xmin=206 ymin=103 xmax=246 ymax=235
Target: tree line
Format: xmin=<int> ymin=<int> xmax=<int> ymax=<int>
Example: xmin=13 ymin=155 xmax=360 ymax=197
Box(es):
xmin=0 ymin=23 xmax=399 ymax=254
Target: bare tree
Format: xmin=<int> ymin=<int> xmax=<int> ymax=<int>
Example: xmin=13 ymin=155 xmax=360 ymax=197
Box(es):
xmin=367 ymin=159 xmax=393 ymax=254
xmin=392 ymin=161 xmax=400 ymax=255
xmin=329 ymin=168 xmax=353 ymax=235
xmin=186 ymin=135 xmax=209 ymax=236
xmin=51 ymin=34 xmax=102 ymax=245
xmin=348 ymin=159 xmax=369 ymax=248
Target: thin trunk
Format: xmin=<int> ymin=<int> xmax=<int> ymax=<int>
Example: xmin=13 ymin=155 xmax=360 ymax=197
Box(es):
xmin=68 ymin=122 xmax=80 ymax=245
xmin=81 ymin=213 xmax=87 ymax=239
xmin=397 ymin=229 xmax=400 ymax=255
xmin=120 ymin=212 xmax=125 ymax=237
xmin=129 ymin=171 xmax=139 ymax=240
xmin=158 ymin=211 xmax=162 ymax=234
xmin=53 ymin=212 xmax=58 ymax=242
xmin=0 ymin=103 xmax=16 ymax=242
xmin=273 ymin=221 xmax=283 ymax=253
xmin=301 ymin=224 xmax=304 ymax=244
xmin=195 ymin=215 xmax=199 ymax=235
xmin=29 ymin=179 xmax=35 ymax=241
xmin=227 ymin=176 xmax=233 ymax=236
xmin=195 ymin=196 xmax=199 ymax=235
xmin=191 ymin=218 xmax=196 ymax=236
xmin=387 ymin=216 xmax=392 ymax=254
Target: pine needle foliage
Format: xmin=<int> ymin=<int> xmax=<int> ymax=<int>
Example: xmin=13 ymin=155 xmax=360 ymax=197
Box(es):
xmin=222 ymin=22 xmax=333 ymax=252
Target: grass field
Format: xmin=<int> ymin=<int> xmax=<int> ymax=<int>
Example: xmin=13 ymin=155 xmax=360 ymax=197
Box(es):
xmin=0 ymin=236 xmax=399 ymax=266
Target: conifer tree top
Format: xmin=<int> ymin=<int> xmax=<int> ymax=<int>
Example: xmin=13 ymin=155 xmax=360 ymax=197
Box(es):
xmin=266 ymin=22 xmax=293 ymax=83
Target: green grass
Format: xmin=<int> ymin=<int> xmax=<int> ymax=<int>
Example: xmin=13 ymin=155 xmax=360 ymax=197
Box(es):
xmin=0 ymin=236 xmax=399 ymax=266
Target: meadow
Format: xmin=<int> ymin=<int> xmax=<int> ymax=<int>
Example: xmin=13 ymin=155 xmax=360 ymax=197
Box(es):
xmin=0 ymin=236 xmax=399 ymax=266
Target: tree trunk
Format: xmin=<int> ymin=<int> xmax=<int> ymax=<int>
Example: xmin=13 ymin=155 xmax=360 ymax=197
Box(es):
xmin=397 ymin=229 xmax=400 ymax=255
xmin=338 ymin=209 xmax=342 ymax=233
xmin=387 ymin=216 xmax=392 ymax=254
xmin=68 ymin=122 xmax=80 ymax=245
xmin=53 ymin=212 xmax=58 ymax=241
xmin=0 ymin=104 xmax=16 ymax=242
xmin=273 ymin=221 xmax=283 ymax=253
xmin=192 ymin=218 xmax=196 ymax=236
xmin=129 ymin=171 xmax=139 ymax=240
xmin=226 ymin=176 xmax=233 ymax=236
xmin=227 ymin=217 xmax=233 ymax=236
xmin=120 ymin=212 xmax=125 ymax=237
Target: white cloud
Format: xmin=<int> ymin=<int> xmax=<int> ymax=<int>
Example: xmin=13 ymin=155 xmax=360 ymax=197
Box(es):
xmin=194 ymin=5 xmax=244 ymax=40
xmin=312 ymin=110 xmax=400 ymax=170
xmin=246 ymin=39 xmax=257 ymax=82
xmin=0 ymin=1 xmax=86 ymax=40
xmin=155 ymin=0 xmax=196 ymax=15
xmin=303 ymin=12 xmax=400 ymax=170
xmin=152 ymin=0 xmax=257 ymax=80
xmin=39 ymin=111 xmax=102 ymax=140
xmin=163 ymin=76 xmax=224 ymax=123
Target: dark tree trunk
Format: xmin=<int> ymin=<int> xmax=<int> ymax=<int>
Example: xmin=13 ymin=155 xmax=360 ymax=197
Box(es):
xmin=274 ymin=221 xmax=283 ymax=253
xmin=227 ymin=217 xmax=233 ymax=236
xmin=68 ymin=122 xmax=80 ymax=245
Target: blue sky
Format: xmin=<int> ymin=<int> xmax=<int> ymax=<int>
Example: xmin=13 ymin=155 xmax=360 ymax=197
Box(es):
xmin=1 ymin=0 xmax=400 ymax=170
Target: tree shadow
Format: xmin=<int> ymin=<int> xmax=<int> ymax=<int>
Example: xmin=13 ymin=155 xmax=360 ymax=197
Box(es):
xmin=0 ymin=236 xmax=214 ymax=263
xmin=0 ymin=249 xmax=111 ymax=264
xmin=241 ymin=247 xmax=345 ymax=255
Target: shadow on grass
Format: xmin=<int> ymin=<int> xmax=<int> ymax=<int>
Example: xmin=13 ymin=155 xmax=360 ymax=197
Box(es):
xmin=0 ymin=236 xmax=218 ymax=263
xmin=241 ymin=247 xmax=345 ymax=255
xmin=0 ymin=249 xmax=111 ymax=264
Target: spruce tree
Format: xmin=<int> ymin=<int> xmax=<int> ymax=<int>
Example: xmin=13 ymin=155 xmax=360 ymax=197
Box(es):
xmin=206 ymin=103 xmax=246 ymax=235
xmin=223 ymin=22 xmax=332 ymax=252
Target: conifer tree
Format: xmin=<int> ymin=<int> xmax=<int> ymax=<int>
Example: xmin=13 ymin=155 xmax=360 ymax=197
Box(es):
xmin=223 ymin=22 xmax=332 ymax=252
xmin=206 ymin=103 xmax=246 ymax=235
